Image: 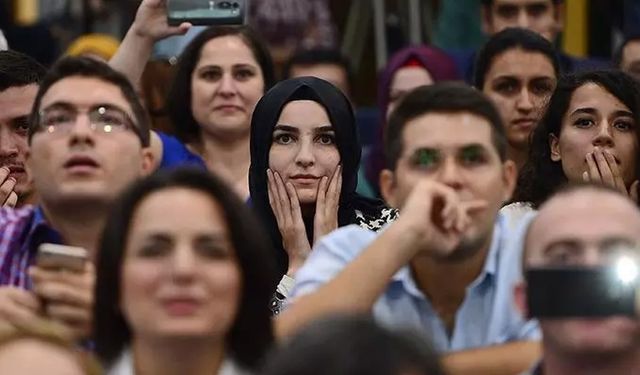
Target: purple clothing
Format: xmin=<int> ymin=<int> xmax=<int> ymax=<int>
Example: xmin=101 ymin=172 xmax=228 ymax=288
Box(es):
xmin=0 ymin=206 xmax=62 ymax=288
xmin=365 ymin=46 xmax=460 ymax=194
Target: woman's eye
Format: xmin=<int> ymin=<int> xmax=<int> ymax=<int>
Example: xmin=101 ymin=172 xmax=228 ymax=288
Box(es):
xmin=531 ymin=82 xmax=553 ymax=96
xmin=614 ymin=120 xmax=635 ymax=132
xmin=200 ymin=70 xmax=220 ymax=81
xmin=494 ymin=81 xmax=518 ymax=95
xmin=136 ymin=243 xmax=170 ymax=257
xmin=197 ymin=243 xmax=231 ymax=259
xmin=274 ymin=134 xmax=294 ymax=145
xmin=317 ymin=134 xmax=335 ymax=145
xmin=573 ymin=118 xmax=595 ymax=128
xmin=234 ymin=69 xmax=254 ymax=80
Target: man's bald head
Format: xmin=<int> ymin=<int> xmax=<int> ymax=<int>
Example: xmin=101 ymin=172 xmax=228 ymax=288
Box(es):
xmin=524 ymin=184 xmax=640 ymax=268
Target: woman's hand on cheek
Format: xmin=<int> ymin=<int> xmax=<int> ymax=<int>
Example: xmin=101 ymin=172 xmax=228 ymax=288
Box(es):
xmin=267 ymin=169 xmax=311 ymax=276
xmin=313 ymin=165 xmax=341 ymax=244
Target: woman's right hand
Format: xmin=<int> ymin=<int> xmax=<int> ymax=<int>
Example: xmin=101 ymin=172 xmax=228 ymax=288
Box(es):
xmin=583 ymin=147 xmax=640 ymax=202
xmin=267 ymin=170 xmax=312 ymax=276
xmin=131 ymin=0 xmax=191 ymax=43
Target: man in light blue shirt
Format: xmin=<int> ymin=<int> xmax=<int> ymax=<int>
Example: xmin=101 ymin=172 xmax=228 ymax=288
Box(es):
xmin=278 ymin=83 xmax=540 ymax=374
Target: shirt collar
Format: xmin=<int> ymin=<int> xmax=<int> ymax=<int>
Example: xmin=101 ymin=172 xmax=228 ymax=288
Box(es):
xmin=390 ymin=212 xmax=507 ymax=297
xmin=25 ymin=206 xmax=63 ymax=254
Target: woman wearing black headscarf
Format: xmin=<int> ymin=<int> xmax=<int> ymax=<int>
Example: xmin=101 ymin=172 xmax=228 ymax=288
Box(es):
xmin=249 ymin=77 xmax=397 ymax=314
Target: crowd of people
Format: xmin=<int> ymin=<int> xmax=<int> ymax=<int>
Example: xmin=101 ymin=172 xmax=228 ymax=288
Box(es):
xmin=1 ymin=0 xmax=640 ymax=374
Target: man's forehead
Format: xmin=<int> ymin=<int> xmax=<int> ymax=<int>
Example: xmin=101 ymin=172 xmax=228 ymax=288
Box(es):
xmin=0 ymin=85 xmax=38 ymax=119
xmin=529 ymin=191 xmax=640 ymax=246
xmin=402 ymin=111 xmax=496 ymax=152
xmin=39 ymin=76 xmax=131 ymax=112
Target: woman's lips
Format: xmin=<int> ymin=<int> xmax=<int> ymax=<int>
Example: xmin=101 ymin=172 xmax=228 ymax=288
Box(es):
xmin=161 ymin=298 xmax=201 ymax=316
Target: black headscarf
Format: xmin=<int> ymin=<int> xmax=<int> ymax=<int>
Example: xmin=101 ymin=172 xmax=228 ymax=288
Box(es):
xmin=249 ymin=76 xmax=390 ymax=276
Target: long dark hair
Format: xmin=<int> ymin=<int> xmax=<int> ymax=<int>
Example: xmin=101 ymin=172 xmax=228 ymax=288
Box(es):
xmin=514 ymin=70 xmax=640 ymax=207
xmin=166 ymin=26 xmax=275 ymax=144
xmin=94 ymin=168 xmax=278 ymax=369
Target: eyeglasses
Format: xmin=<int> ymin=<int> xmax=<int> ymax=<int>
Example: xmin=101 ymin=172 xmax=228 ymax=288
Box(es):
xmin=37 ymin=105 xmax=138 ymax=136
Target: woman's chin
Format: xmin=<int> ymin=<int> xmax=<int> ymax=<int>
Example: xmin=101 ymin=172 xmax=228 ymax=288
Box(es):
xmin=296 ymin=189 xmax=318 ymax=205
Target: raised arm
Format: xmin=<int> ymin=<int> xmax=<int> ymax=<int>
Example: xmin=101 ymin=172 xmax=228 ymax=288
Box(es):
xmin=443 ymin=341 xmax=541 ymax=375
xmin=275 ymin=179 xmax=486 ymax=338
xmin=109 ymin=0 xmax=191 ymax=84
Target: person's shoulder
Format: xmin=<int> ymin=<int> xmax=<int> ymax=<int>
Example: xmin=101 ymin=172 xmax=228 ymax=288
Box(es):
xmin=155 ymin=131 xmax=206 ymax=170
xmin=319 ymin=224 xmax=379 ymax=251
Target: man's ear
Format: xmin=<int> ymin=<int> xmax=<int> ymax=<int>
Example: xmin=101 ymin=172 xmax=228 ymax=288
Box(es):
xmin=379 ymin=169 xmax=398 ymax=208
xmin=514 ymin=281 xmax=529 ymax=318
xmin=502 ymin=159 xmax=518 ymax=203
xmin=480 ymin=5 xmax=493 ymax=35
xmin=549 ymin=134 xmax=561 ymax=162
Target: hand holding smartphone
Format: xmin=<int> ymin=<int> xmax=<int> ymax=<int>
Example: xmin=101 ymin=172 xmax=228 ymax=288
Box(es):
xmin=36 ymin=243 xmax=88 ymax=273
xmin=167 ymin=0 xmax=247 ymax=26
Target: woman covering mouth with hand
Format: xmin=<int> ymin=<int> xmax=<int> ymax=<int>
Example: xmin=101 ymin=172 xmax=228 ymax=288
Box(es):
xmin=514 ymin=70 xmax=640 ymax=207
xmin=248 ymin=77 xmax=397 ymax=314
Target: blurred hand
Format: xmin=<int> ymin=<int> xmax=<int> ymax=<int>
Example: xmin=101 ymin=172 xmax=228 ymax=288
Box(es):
xmin=0 ymin=287 xmax=43 ymax=328
xmin=0 ymin=167 xmax=18 ymax=208
xmin=131 ymin=0 xmax=192 ymax=42
xmin=29 ymin=262 xmax=96 ymax=341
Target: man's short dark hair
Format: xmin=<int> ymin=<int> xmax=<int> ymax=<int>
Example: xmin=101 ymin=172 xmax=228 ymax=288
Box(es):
xmin=474 ymin=27 xmax=560 ymax=89
xmin=384 ymin=83 xmax=507 ymax=170
xmin=27 ymin=57 xmax=150 ymax=147
xmin=481 ymin=0 xmax=562 ymax=6
xmin=0 ymin=50 xmax=47 ymax=91
xmin=282 ymin=48 xmax=354 ymax=94
xmin=261 ymin=315 xmax=446 ymax=375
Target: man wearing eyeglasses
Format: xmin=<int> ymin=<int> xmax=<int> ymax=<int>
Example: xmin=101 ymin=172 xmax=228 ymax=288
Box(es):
xmin=0 ymin=57 xmax=154 ymax=341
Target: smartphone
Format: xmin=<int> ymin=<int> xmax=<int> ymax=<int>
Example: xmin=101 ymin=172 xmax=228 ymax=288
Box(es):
xmin=167 ymin=0 xmax=248 ymax=26
xmin=36 ymin=243 xmax=87 ymax=273
xmin=526 ymin=266 xmax=640 ymax=318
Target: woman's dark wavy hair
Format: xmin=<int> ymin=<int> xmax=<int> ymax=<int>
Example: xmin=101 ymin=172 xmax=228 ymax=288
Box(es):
xmin=513 ymin=70 xmax=640 ymax=208
xmin=94 ymin=168 xmax=278 ymax=370
xmin=166 ymin=26 xmax=275 ymax=144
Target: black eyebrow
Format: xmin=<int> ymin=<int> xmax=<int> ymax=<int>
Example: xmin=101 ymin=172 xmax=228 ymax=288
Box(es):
xmin=570 ymin=108 xmax=634 ymax=118
xmin=41 ymin=101 xmax=75 ymax=112
xmin=273 ymin=125 xmax=299 ymax=133
xmin=314 ymin=126 xmax=334 ymax=133
xmin=41 ymin=102 xmax=130 ymax=114
xmin=459 ymin=144 xmax=489 ymax=153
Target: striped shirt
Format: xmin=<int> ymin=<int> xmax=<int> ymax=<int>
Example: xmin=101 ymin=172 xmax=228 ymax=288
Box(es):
xmin=0 ymin=205 xmax=63 ymax=288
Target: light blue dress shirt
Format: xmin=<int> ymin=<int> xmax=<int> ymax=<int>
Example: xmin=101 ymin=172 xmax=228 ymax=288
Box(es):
xmin=291 ymin=209 xmax=540 ymax=353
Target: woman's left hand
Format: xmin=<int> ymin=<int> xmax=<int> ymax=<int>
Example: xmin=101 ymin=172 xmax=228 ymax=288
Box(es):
xmin=583 ymin=147 xmax=639 ymax=202
xmin=313 ymin=165 xmax=342 ymax=244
